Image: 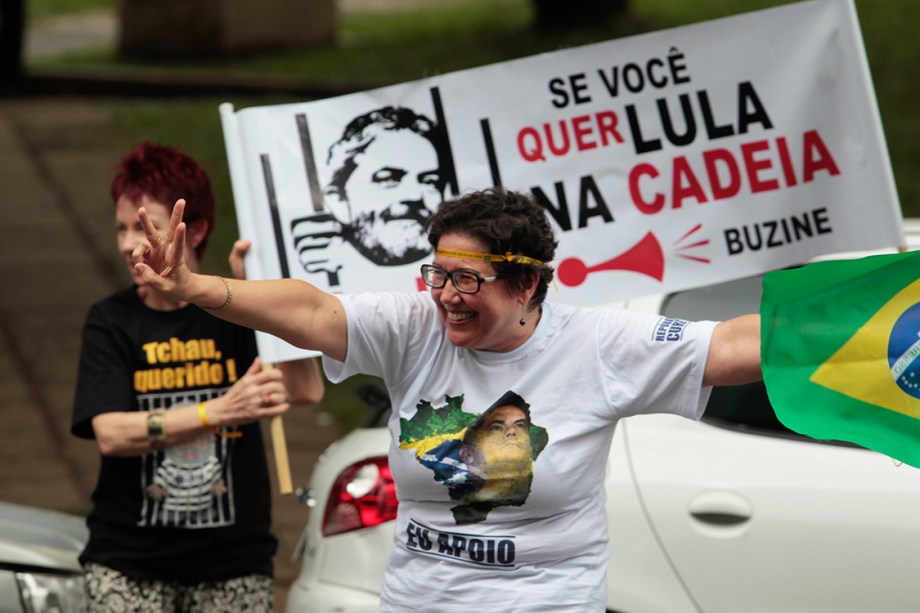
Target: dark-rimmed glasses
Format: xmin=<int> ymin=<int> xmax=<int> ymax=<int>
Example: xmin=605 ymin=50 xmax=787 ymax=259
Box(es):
xmin=420 ymin=264 xmax=499 ymax=294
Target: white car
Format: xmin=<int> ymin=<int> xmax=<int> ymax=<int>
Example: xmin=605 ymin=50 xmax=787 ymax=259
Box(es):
xmin=0 ymin=501 xmax=88 ymax=612
xmin=287 ymin=222 xmax=920 ymax=613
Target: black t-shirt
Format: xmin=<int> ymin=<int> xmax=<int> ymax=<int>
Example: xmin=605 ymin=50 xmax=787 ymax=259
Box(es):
xmin=72 ymin=286 xmax=277 ymax=581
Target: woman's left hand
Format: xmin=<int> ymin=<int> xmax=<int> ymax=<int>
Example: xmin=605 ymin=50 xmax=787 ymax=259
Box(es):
xmin=229 ymin=238 xmax=251 ymax=280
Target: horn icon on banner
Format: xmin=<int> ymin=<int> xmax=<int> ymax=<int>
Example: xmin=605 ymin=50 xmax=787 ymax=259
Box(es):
xmin=557 ymin=232 xmax=665 ymax=287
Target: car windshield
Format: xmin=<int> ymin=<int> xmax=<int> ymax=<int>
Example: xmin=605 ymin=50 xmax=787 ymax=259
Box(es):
xmin=660 ymin=274 xmax=793 ymax=438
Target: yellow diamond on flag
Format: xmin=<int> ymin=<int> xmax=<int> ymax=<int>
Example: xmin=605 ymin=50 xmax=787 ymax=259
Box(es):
xmin=810 ymin=279 xmax=920 ymax=420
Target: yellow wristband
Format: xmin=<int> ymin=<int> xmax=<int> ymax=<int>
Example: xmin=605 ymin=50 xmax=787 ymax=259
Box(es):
xmin=198 ymin=401 xmax=243 ymax=439
xmin=198 ymin=402 xmax=211 ymax=427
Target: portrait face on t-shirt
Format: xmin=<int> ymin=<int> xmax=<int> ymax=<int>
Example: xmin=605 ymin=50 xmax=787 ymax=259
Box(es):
xmin=405 ymin=391 xmax=548 ymax=525
xmin=461 ymin=404 xmax=534 ymax=503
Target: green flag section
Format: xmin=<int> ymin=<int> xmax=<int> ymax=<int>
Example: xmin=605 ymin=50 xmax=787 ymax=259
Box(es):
xmin=761 ymin=250 xmax=920 ymax=467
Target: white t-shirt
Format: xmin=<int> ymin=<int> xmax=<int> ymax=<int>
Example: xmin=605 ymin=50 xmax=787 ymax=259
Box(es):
xmin=324 ymin=291 xmax=716 ymax=612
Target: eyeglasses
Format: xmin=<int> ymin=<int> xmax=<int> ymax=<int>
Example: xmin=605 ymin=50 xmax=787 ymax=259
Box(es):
xmin=420 ymin=264 xmax=500 ymax=294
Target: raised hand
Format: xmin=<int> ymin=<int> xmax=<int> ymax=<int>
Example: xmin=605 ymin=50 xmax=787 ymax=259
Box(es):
xmin=229 ymin=238 xmax=251 ymax=280
xmin=133 ymin=199 xmax=192 ymax=298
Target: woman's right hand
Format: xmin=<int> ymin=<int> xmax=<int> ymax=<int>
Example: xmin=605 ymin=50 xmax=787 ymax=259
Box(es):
xmin=132 ymin=198 xmax=192 ymax=300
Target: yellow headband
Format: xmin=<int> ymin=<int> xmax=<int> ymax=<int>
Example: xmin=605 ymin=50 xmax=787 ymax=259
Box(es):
xmin=436 ymin=248 xmax=544 ymax=267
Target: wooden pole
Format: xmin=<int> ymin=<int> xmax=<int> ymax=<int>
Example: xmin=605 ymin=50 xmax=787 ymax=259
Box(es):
xmin=265 ymin=363 xmax=293 ymax=495
xmin=271 ymin=415 xmax=293 ymax=494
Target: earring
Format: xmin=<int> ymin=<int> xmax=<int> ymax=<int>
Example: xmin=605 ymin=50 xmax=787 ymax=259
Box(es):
xmin=519 ymin=317 xmax=526 ymax=326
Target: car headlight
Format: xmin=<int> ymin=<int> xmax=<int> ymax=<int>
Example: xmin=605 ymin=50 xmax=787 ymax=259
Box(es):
xmin=14 ymin=571 xmax=85 ymax=613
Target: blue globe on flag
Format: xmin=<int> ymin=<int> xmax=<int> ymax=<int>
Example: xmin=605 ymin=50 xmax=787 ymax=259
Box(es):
xmin=889 ymin=303 xmax=920 ymax=399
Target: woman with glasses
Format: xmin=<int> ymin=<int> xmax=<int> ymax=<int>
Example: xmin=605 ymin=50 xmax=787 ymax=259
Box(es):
xmin=132 ymin=187 xmax=761 ymax=612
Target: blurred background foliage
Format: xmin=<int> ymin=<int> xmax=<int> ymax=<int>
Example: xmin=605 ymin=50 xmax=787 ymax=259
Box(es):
xmin=26 ymin=0 xmax=919 ymax=430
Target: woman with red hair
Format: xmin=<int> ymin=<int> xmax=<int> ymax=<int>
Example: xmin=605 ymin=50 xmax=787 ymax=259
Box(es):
xmin=71 ymin=142 xmax=324 ymax=611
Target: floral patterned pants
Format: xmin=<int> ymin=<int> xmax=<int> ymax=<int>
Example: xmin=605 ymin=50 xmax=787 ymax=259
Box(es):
xmin=84 ymin=563 xmax=272 ymax=612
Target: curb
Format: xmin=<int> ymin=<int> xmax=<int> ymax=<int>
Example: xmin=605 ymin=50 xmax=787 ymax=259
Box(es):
xmin=18 ymin=68 xmax=387 ymax=99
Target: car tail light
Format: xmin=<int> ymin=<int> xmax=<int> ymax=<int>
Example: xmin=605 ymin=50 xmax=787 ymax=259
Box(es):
xmin=322 ymin=456 xmax=398 ymax=536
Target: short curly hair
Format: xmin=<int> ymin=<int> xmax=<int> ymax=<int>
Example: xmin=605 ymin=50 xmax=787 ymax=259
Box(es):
xmin=426 ymin=188 xmax=557 ymax=308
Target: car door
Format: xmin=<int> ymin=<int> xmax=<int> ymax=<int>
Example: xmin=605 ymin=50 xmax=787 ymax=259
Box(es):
xmin=624 ymin=411 xmax=920 ymax=613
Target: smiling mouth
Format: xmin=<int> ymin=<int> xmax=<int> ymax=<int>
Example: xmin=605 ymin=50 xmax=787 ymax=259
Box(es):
xmin=446 ymin=311 xmax=474 ymax=323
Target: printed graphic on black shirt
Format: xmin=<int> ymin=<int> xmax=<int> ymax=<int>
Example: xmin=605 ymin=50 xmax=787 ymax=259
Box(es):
xmin=138 ymin=391 xmax=236 ymax=528
xmin=399 ymin=390 xmax=548 ymax=525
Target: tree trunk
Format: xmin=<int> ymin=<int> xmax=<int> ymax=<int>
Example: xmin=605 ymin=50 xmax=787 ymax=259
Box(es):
xmin=0 ymin=0 xmax=25 ymax=93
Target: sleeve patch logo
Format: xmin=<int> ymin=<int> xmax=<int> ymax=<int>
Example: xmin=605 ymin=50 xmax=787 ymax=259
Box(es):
xmin=653 ymin=317 xmax=688 ymax=342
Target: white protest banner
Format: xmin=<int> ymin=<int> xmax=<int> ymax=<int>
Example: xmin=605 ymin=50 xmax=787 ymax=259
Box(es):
xmin=221 ymin=0 xmax=903 ymax=363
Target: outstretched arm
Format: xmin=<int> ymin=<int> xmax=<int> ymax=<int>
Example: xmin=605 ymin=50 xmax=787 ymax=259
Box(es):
xmin=230 ymin=238 xmax=326 ymax=406
xmin=133 ymin=199 xmax=348 ymax=361
xmin=703 ymin=314 xmax=762 ymax=386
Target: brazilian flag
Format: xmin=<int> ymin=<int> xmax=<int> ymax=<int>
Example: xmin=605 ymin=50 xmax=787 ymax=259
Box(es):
xmin=761 ymin=250 xmax=920 ymax=467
